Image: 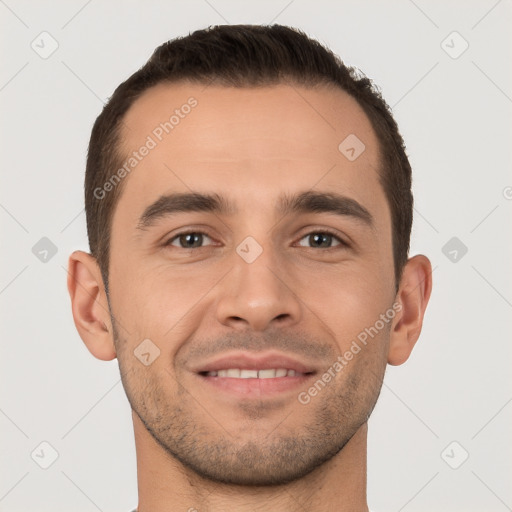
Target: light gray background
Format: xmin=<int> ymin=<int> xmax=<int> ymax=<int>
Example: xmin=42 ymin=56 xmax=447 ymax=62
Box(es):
xmin=1 ymin=1 xmax=511 ymax=511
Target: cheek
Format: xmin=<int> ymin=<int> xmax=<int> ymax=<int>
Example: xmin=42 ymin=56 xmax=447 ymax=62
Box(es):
xmin=110 ymin=260 xmax=221 ymax=342
xmin=295 ymin=264 xmax=393 ymax=352
xmin=110 ymin=233 xmax=394 ymax=351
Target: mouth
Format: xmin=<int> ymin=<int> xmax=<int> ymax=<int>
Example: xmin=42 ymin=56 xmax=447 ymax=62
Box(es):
xmin=199 ymin=368 xmax=310 ymax=378
xmin=193 ymin=352 xmax=318 ymax=398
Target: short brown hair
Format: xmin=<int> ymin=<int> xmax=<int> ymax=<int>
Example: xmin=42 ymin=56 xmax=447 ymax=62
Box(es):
xmin=85 ymin=24 xmax=413 ymax=292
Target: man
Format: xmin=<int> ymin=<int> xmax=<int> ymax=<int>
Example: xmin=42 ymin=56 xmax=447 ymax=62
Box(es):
xmin=67 ymin=24 xmax=432 ymax=512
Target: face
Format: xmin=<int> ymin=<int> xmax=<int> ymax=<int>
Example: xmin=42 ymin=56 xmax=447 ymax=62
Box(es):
xmin=107 ymin=82 xmax=397 ymax=485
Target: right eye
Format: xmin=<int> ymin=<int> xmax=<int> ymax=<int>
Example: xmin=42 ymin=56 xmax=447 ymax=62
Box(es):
xmin=164 ymin=231 xmax=216 ymax=249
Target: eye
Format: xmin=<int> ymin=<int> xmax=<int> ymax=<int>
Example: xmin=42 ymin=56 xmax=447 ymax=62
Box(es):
xmin=164 ymin=230 xmax=348 ymax=251
xmin=165 ymin=231 xmax=214 ymax=249
xmin=296 ymin=231 xmax=347 ymax=249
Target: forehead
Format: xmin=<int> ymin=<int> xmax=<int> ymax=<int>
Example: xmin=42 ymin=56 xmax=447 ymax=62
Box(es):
xmin=113 ymin=81 xmax=386 ymax=228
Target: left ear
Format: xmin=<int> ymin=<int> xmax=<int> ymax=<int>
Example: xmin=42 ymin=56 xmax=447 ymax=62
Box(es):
xmin=388 ymin=254 xmax=433 ymax=365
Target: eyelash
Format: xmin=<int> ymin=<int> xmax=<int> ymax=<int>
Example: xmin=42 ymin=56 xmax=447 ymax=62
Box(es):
xmin=164 ymin=229 xmax=349 ymax=250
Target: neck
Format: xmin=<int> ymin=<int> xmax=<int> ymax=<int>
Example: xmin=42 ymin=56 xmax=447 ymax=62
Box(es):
xmin=133 ymin=412 xmax=369 ymax=512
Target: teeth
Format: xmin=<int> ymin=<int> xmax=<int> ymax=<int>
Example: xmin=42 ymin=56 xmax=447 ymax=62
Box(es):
xmin=204 ymin=368 xmax=303 ymax=378
xmin=258 ymin=369 xmax=277 ymax=378
xmin=240 ymin=369 xmax=258 ymax=378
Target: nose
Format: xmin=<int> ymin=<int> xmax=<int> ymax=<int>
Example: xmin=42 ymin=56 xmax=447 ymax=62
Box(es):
xmin=215 ymin=243 xmax=303 ymax=332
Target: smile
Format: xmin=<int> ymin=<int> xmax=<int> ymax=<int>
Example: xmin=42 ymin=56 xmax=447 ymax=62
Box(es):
xmin=201 ymin=368 xmax=308 ymax=378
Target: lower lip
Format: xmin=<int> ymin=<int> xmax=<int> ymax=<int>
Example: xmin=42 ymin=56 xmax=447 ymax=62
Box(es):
xmin=196 ymin=373 xmax=316 ymax=398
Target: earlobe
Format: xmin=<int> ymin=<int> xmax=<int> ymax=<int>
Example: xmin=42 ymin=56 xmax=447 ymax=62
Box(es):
xmin=387 ymin=255 xmax=433 ymax=366
xmin=66 ymin=250 xmax=117 ymax=361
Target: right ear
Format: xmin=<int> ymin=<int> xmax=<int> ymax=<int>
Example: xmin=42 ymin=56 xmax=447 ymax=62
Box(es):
xmin=66 ymin=250 xmax=116 ymax=361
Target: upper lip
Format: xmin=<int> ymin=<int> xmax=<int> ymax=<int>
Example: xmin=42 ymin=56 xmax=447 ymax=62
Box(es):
xmin=193 ymin=351 xmax=318 ymax=374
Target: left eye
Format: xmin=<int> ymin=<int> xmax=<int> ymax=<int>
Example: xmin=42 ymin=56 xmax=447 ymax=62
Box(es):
xmin=165 ymin=231 xmax=345 ymax=250
xmin=296 ymin=231 xmax=345 ymax=249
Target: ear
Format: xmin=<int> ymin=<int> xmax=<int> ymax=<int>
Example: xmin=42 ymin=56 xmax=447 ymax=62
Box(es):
xmin=388 ymin=254 xmax=433 ymax=365
xmin=66 ymin=250 xmax=116 ymax=361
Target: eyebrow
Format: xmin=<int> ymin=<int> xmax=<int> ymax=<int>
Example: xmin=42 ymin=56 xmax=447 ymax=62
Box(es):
xmin=136 ymin=190 xmax=374 ymax=230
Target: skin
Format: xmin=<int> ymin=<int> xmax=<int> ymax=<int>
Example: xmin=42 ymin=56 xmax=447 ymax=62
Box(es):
xmin=67 ymin=82 xmax=432 ymax=512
